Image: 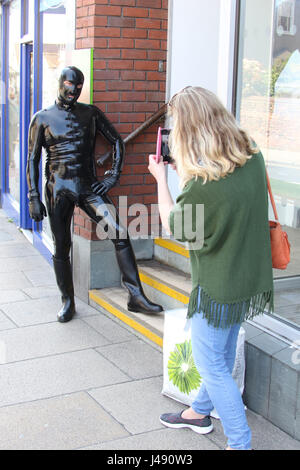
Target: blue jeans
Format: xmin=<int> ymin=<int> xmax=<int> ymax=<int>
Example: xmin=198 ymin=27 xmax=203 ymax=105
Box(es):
xmin=191 ymin=311 xmax=252 ymax=450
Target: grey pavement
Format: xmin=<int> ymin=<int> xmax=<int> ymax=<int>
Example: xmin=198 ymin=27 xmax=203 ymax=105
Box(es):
xmin=0 ymin=209 xmax=299 ymax=450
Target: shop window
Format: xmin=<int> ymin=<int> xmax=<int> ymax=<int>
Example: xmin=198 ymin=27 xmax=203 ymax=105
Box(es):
xmin=236 ymin=0 xmax=300 ymax=329
xmin=8 ymin=0 xmax=21 ymax=203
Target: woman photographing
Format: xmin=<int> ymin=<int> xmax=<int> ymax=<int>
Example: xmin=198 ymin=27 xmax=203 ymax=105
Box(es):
xmin=148 ymin=86 xmax=273 ymax=451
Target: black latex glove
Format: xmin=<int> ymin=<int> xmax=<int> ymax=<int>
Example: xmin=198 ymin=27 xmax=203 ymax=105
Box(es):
xmin=29 ymin=196 xmax=47 ymax=222
xmin=91 ymin=173 xmax=119 ymax=196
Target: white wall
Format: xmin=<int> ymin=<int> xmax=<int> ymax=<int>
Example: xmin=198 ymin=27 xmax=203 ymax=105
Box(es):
xmin=166 ymin=0 xmax=237 ymax=200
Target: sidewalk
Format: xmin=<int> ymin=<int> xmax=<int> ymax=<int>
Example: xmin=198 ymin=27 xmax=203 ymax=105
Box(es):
xmin=0 ymin=209 xmax=299 ymax=451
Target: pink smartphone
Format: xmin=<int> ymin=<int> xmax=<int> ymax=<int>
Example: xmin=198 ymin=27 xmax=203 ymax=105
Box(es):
xmin=155 ymin=127 xmax=162 ymax=163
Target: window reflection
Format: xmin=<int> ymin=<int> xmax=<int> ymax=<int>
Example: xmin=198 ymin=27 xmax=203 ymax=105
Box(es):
xmin=8 ymin=0 xmax=21 ymax=203
xmin=237 ymin=0 xmax=300 ymax=327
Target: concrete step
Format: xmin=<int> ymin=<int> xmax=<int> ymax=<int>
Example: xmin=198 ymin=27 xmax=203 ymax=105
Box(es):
xmin=154 ymin=238 xmax=191 ymax=275
xmin=89 ymin=259 xmax=192 ymax=348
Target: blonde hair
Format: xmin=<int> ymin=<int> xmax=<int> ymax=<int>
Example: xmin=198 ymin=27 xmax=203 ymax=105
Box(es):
xmin=168 ymin=86 xmax=259 ymax=188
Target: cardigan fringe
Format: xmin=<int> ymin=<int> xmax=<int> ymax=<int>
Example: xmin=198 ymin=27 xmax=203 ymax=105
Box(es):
xmin=187 ymin=285 xmax=274 ymax=328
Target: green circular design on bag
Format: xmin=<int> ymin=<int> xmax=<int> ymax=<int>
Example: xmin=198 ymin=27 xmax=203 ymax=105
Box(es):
xmin=167 ymin=339 xmax=202 ymax=394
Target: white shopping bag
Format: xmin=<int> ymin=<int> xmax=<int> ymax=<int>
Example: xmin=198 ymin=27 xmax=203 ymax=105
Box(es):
xmin=162 ymin=308 xmax=246 ymax=419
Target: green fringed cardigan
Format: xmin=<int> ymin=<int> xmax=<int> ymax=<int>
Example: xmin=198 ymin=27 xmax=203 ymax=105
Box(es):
xmin=168 ymin=151 xmax=274 ymax=328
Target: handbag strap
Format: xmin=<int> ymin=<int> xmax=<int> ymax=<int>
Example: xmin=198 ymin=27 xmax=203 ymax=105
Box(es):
xmin=266 ymin=169 xmax=279 ymax=221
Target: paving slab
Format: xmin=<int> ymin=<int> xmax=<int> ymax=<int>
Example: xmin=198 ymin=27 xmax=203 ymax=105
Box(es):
xmin=0 ymin=349 xmax=129 ymax=407
xmin=22 ymin=286 xmax=60 ymax=299
xmin=0 ymin=242 xmax=38 ymax=258
xmin=96 ymin=339 xmax=163 ymax=380
xmin=0 ymin=256 xmax=50 ymax=273
xmin=23 ymin=268 xmax=57 ymax=287
xmin=82 ymin=314 xmax=134 ymax=344
xmin=0 ymin=319 xmax=111 ymax=363
xmin=0 ymin=296 xmax=96 ymax=327
xmin=0 ymin=392 xmax=129 ymax=450
xmin=81 ymin=427 xmax=220 ymax=451
xmin=0 ymin=310 xmax=17 ymax=331
xmin=89 ymin=376 xmax=184 ymax=435
xmin=0 ymin=296 xmax=64 ymax=326
xmin=0 ymin=272 xmax=33 ymax=290
xmin=0 ymin=289 xmax=29 ymax=304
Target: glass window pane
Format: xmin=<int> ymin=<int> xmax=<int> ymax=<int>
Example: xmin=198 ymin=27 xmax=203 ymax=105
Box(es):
xmin=40 ymin=0 xmax=75 ymax=241
xmin=236 ymin=0 xmax=300 ymax=327
xmin=8 ymin=0 xmax=21 ymax=203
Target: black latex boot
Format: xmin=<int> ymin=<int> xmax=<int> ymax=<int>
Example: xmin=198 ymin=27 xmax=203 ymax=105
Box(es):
xmin=115 ymin=241 xmax=163 ymax=314
xmin=52 ymin=257 xmax=76 ymax=323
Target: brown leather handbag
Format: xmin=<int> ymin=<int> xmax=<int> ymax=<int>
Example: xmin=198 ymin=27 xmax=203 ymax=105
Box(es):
xmin=266 ymin=171 xmax=291 ymax=269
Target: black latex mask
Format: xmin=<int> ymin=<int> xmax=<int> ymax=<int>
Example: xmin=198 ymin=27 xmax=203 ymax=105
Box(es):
xmin=58 ymin=66 xmax=84 ymax=107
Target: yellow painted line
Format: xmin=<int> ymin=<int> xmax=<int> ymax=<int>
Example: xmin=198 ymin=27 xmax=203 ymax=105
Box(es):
xmin=139 ymin=270 xmax=189 ymax=305
xmin=154 ymin=238 xmax=190 ymax=258
xmin=89 ymin=290 xmax=163 ymax=348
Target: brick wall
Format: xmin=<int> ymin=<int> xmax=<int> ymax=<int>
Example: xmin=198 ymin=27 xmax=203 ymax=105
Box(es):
xmin=75 ymin=0 xmax=168 ymax=241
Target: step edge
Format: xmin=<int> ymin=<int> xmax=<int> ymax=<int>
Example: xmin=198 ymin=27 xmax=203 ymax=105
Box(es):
xmin=154 ymin=238 xmax=190 ymax=258
xmin=89 ymin=289 xmax=163 ymax=348
xmin=138 ymin=269 xmax=190 ymax=305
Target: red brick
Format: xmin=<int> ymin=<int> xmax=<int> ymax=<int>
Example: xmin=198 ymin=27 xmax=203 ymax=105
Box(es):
xmin=132 ymin=184 xmax=156 ymax=195
xmin=77 ymin=16 xmax=94 ymax=28
xmin=85 ymin=219 xmax=94 ymax=231
xmin=94 ymin=91 xmax=119 ymax=102
xmin=133 ymin=102 xmax=159 ymax=112
xmin=94 ymin=5 xmax=121 ymax=15
xmin=147 ymin=71 xmax=164 ymax=80
xmin=121 ymin=91 xmax=146 ymax=102
xmin=109 ymin=38 xmax=134 ymax=48
xmin=143 ymin=194 xmax=158 ymax=204
xmin=135 ymin=39 xmax=160 ymax=49
xmin=79 ymin=227 xmax=92 ymax=240
xmin=77 ymin=6 xmax=88 ymax=17
xmin=74 ymin=226 xmax=80 ymax=236
xmin=120 ymin=112 xmax=145 ymax=123
xmin=93 ymin=38 xmax=107 ymax=48
xmin=135 ymin=61 xmax=158 ymax=71
xmin=147 ymin=50 xmax=166 ymax=60
xmin=132 ymin=143 xmax=156 ymax=153
xmin=105 ymin=113 xmax=119 ymax=123
xmin=76 ymin=28 xmax=88 ymax=39
xmin=107 ymin=102 xmax=133 ymax=112
xmin=110 ymin=0 xmax=135 ymax=5
xmin=144 ymin=174 xmax=157 ymax=184
xmin=94 ymin=70 xmax=119 ymax=80
xmin=94 ymin=81 xmax=106 ymax=91
xmin=122 ymin=49 xmax=147 ymax=60
xmin=148 ymin=8 xmax=168 ymax=19
xmin=107 ymin=80 xmax=133 ymax=90
xmin=81 ymin=37 xmax=95 ymax=48
xmin=115 ymin=123 xmax=133 ymax=134
xmin=93 ymin=60 xmax=106 ymax=70
xmin=109 ymin=17 xmax=135 ymax=28
xmin=136 ymin=0 xmax=162 ymax=7
xmin=123 ymin=7 xmax=149 ymax=17
xmin=121 ymin=70 xmax=146 ymax=80
xmin=136 ymin=19 xmax=161 ymax=29
xmin=122 ymin=28 xmax=147 ymax=39
xmin=148 ymin=29 xmax=167 ymax=40
xmin=96 ymin=49 xmax=121 ymax=59
xmin=134 ymin=81 xmax=159 ymax=91
xmin=93 ymin=16 xmax=108 ymax=26
xmin=108 ymin=59 xmax=134 ymax=70
xmin=74 ymin=214 xmax=85 ymax=227
xmin=94 ymin=27 xmax=120 ymax=37
xmin=120 ymin=175 xmax=144 ymax=185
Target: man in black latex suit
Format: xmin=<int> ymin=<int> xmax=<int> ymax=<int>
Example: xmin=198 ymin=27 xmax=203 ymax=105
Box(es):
xmin=26 ymin=66 xmax=162 ymax=323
